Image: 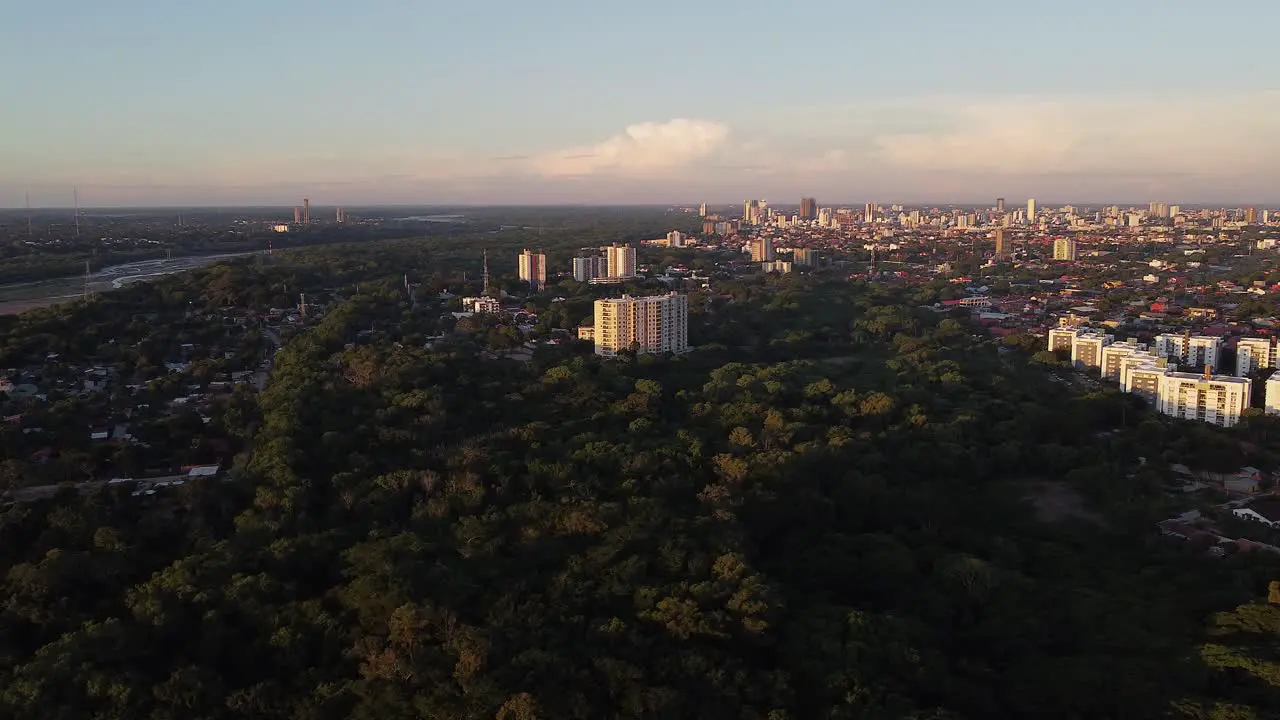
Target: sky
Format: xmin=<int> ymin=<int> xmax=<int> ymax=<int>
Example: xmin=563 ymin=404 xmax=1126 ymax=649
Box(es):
xmin=2 ymin=0 xmax=1279 ymax=207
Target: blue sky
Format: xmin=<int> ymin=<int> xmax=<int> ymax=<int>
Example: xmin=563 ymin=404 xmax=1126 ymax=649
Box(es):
xmin=3 ymin=0 xmax=1279 ymax=206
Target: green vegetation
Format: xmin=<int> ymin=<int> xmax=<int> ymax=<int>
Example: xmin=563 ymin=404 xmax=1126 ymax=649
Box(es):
xmin=0 ymin=234 xmax=1278 ymax=718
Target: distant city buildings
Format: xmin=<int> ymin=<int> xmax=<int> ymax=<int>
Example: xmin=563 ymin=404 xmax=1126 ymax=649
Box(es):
xmin=591 ymin=292 xmax=688 ymax=357
xmin=1027 ymin=198 xmax=1036 ymax=224
xmin=864 ymin=202 xmax=876 ymax=224
xmin=996 ymin=197 xmax=1005 ymax=213
xmin=303 ymin=198 xmax=311 ymax=225
xmin=994 ymin=229 xmax=1009 ymax=258
xmin=1053 ymin=238 xmax=1078 ymax=261
xmin=518 ymin=249 xmax=546 ymax=290
xmin=799 ymin=197 xmax=817 ymax=220
xmin=750 ymin=237 xmax=775 ymax=262
xmin=461 ymin=296 xmax=500 ymax=313
xmin=792 ymin=248 xmax=820 ymax=267
xmin=336 ymin=207 xmax=345 ymax=224
xmin=666 ymin=230 xmax=685 ymax=247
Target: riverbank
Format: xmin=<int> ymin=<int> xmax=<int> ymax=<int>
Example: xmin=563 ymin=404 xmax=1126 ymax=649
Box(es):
xmin=0 ymin=252 xmax=257 ymax=316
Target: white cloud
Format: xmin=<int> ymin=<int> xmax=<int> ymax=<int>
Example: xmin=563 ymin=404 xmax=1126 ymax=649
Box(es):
xmin=531 ymin=119 xmax=730 ymax=178
xmin=873 ymin=93 xmax=1280 ymax=177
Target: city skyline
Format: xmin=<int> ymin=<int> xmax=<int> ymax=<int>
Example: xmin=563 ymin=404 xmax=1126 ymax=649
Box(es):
xmin=4 ymin=1 xmax=1279 ymax=206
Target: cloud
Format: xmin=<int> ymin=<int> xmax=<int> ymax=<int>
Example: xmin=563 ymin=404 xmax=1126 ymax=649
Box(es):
xmin=531 ymin=119 xmax=730 ymax=178
xmin=872 ymin=93 xmax=1280 ymax=177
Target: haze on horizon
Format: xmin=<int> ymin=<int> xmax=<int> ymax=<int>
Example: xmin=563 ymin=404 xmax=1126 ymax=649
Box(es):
xmin=3 ymin=0 xmax=1279 ymax=208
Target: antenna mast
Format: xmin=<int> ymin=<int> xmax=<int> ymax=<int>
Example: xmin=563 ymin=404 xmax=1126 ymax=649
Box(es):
xmin=482 ymin=249 xmax=491 ymax=297
xmin=24 ymin=191 xmax=31 ymax=239
xmin=83 ymin=260 xmax=90 ymax=301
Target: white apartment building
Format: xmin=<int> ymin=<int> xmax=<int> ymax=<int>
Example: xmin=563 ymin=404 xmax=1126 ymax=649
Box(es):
xmin=1265 ymin=375 xmax=1280 ymax=416
xmin=1071 ymin=331 xmax=1113 ymax=369
xmin=666 ymin=230 xmax=685 ymax=247
xmin=1236 ymin=337 xmax=1279 ymax=376
xmin=1121 ymin=358 xmax=1169 ymax=406
xmin=461 ymin=296 xmax=500 ymax=313
xmin=1152 ymin=333 xmax=1222 ymax=371
xmin=603 ymin=244 xmax=637 ymax=279
xmin=592 ymin=292 xmax=689 ymax=357
xmin=1053 ymin=238 xmax=1078 ymax=261
xmin=572 ymin=256 xmax=607 ymax=283
xmin=762 ymin=261 xmax=792 ymax=274
xmin=518 ymin=249 xmax=546 ymax=290
xmin=1155 ymin=371 xmax=1251 ymax=428
xmin=1048 ymin=328 xmax=1079 ymax=353
xmin=1099 ymin=341 xmax=1146 ymax=380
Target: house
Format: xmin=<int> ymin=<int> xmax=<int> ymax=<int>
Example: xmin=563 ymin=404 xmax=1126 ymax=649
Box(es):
xmin=1232 ymin=500 xmax=1280 ymax=528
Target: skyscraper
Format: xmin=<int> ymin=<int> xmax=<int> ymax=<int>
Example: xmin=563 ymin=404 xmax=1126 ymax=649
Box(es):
xmin=572 ymin=256 xmax=607 ymax=283
xmin=996 ymin=197 xmax=1005 ymax=213
xmin=518 ymin=249 xmax=546 ymax=290
xmin=1053 ymin=238 xmax=1078 ymax=261
xmin=335 ymin=207 xmax=345 ymax=224
xmin=994 ymin=229 xmax=1008 ymax=258
xmin=750 ymin=237 xmax=775 ymax=262
xmin=864 ymin=202 xmax=876 ymax=223
xmin=604 ymin=244 xmax=637 ymax=279
xmin=293 ymin=206 xmax=301 ymax=223
xmin=592 ymin=292 xmax=689 ymax=357
xmin=303 ymin=198 xmax=311 ymax=225
xmin=699 ymin=202 xmax=707 ymax=217
xmin=799 ymin=197 xmax=817 ymax=220
xmin=1027 ymin=198 xmax=1036 ymax=224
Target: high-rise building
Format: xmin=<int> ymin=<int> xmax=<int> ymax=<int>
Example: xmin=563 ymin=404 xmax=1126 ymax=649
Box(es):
xmin=1265 ymin=375 xmax=1280 ymax=416
xmin=1026 ymin=198 xmax=1036 ymax=224
xmin=303 ymin=198 xmax=311 ymax=225
xmin=1156 ymin=370 xmax=1251 ymax=427
xmin=1152 ymin=333 xmax=1222 ymax=370
xmin=994 ymin=229 xmax=1009 ymax=258
xmin=1170 ymin=205 xmax=1181 ymax=218
xmin=572 ymin=255 xmax=607 ymax=283
xmin=750 ymin=236 xmax=775 ymax=262
xmin=996 ymin=197 xmax=1005 ymax=213
xmin=1246 ymin=207 xmax=1259 ymax=224
xmin=864 ymin=202 xmax=876 ymax=223
xmin=293 ymin=206 xmax=301 ymax=223
xmin=699 ymin=202 xmax=707 ymax=217
xmin=1236 ymin=337 xmax=1279 ymax=376
xmin=335 ymin=207 xmax=345 ymax=224
xmin=604 ymin=244 xmax=637 ymax=279
xmin=792 ymin=248 xmax=820 ymax=267
xmin=1053 ymin=238 xmax=1078 ymax=261
xmin=666 ymin=230 xmax=685 ymax=247
xmin=592 ymin=292 xmax=689 ymax=357
xmin=799 ymin=197 xmax=817 ymax=220
xmin=518 ymin=249 xmax=546 ymax=290
xmin=1100 ymin=341 xmax=1147 ymax=380
xmin=742 ymin=200 xmax=767 ymax=225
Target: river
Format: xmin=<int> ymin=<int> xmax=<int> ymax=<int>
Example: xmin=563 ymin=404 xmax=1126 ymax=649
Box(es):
xmin=0 ymin=252 xmax=258 ymax=316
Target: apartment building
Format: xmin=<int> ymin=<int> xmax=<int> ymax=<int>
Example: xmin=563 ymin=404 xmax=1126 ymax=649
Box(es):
xmin=1071 ymin=332 xmax=1113 ymax=369
xmin=1152 ymin=333 xmax=1222 ymax=370
xmin=572 ymin=255 xmax=607 ymax=283
xmin=1099 ymin=341 xmax=1147 ymax=380
xmin=1266 ymin=374 xmax=1280 ymax=416
xmin=1236 ymin=337 xmax=1279 ymax=376
xmin=1123 ymin=361 xmax=1169 ymax=406
xmin=1155 ymin=370 xmax=1251 ymax=428
xmin=592 ymin=292 xmax=689 ymax=357
xmin=603 ymin=244 xmax=637 ymax=279
xmin=750 ymin=237 xmax=776 ymax=262
xmin=1053 ymin=238 xmax=1078 ymax=261
xmin=518 ymin=249 xmax=546 ymax=290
